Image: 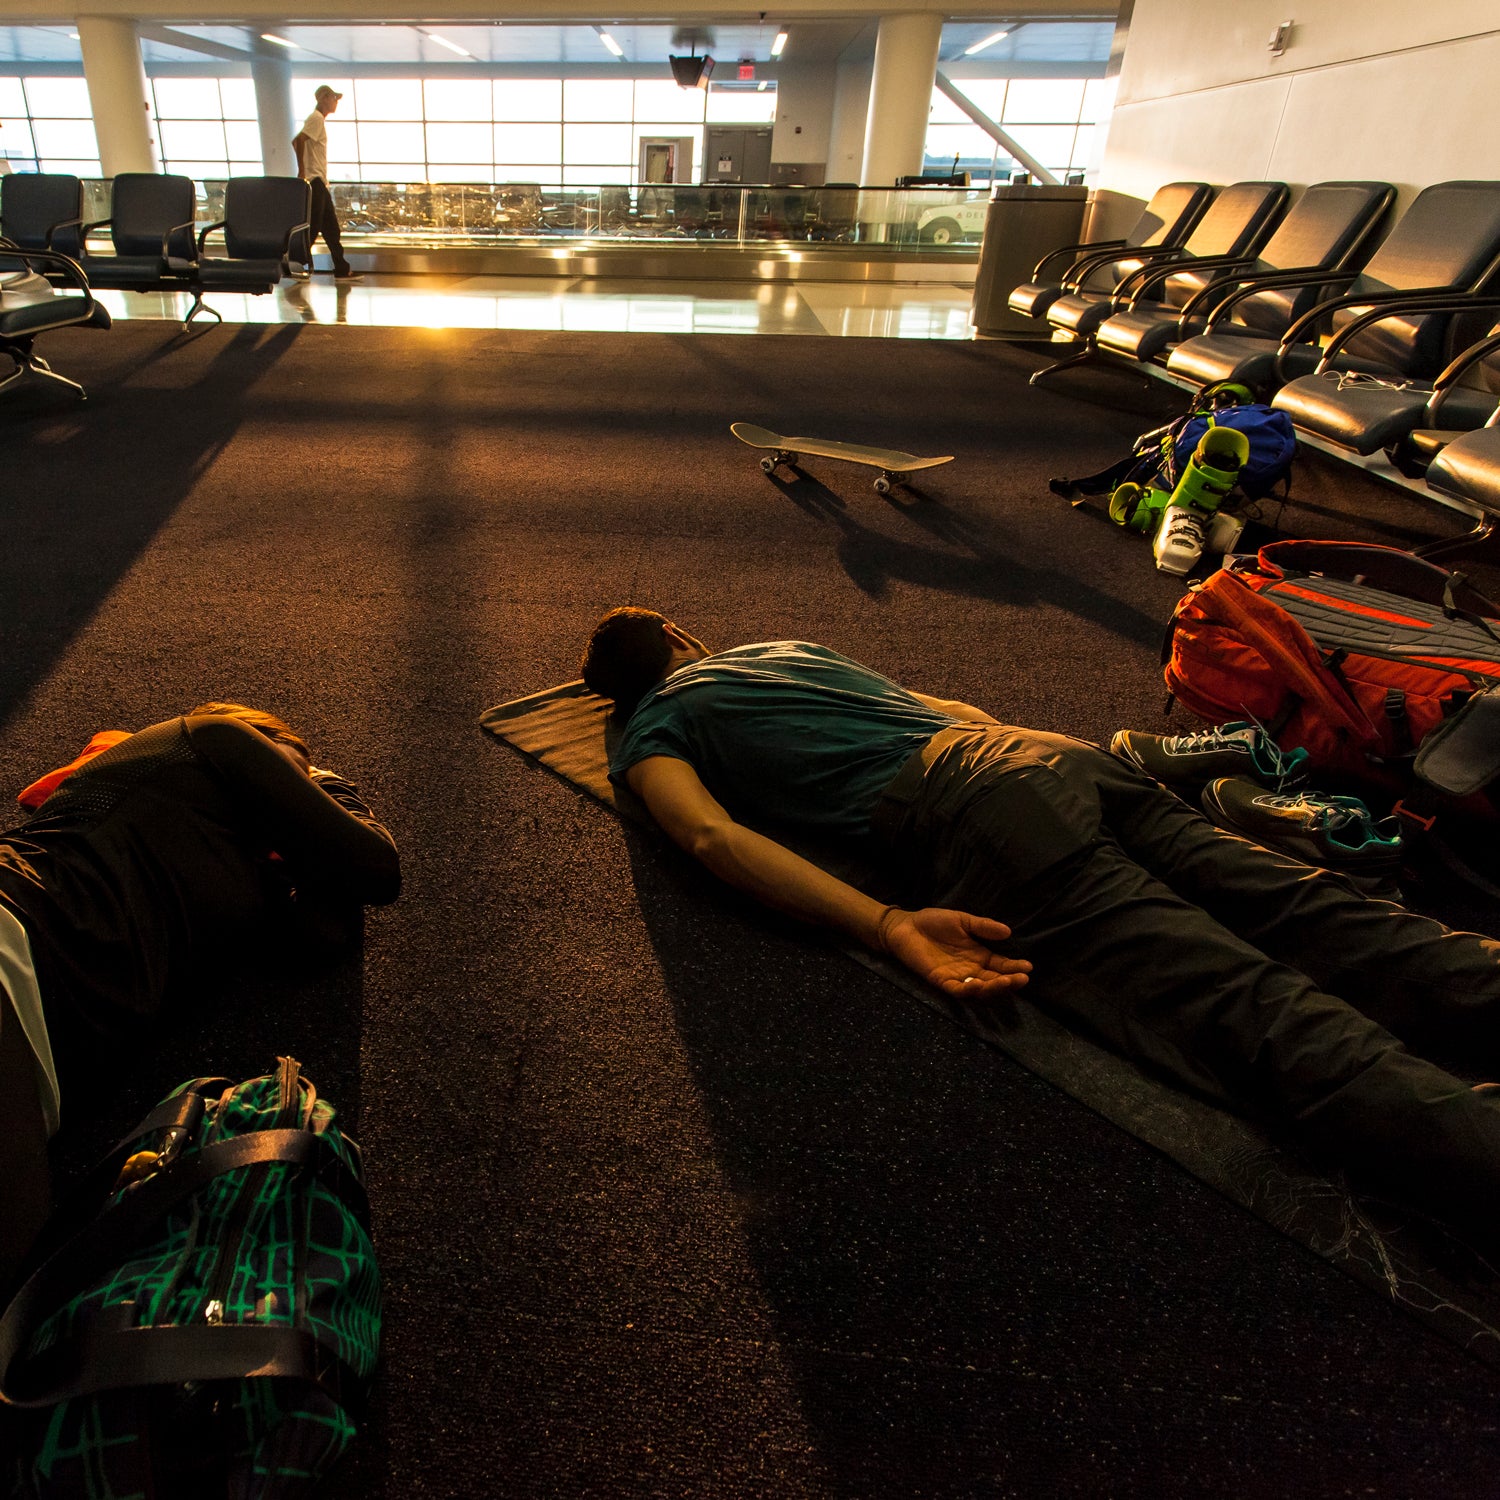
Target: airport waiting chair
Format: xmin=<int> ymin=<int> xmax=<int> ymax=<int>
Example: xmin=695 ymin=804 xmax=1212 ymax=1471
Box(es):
xmin=0 ymin=173 xmax=85 ymax=259
xmin=0 ymin=247 xmax=111 ymax=402
xmin=1418 ymin=415 xmax=1500 ymax=561
xmin=1093 ymin=181 xmax=1394 ymax=371
xmin=80 ymin=173 xmax=197 ymax=292
xmin=1271 ymin=307 xmax=1500 ymax=460
xmin=1166 ymin=180 xmax=1500 ymax=397
xmin=183 ymin=176 xmax=310 ymax=326
xmin=1007 ymin=180 xmax=1213 ymax=323
xmin=1031 ymin=181 xmax=1290 ymax=383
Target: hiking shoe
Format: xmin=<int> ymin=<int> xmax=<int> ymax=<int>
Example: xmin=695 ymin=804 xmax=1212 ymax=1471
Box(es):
xmin=1111 ymin=721 xmax=1309 ymax=790
xmin=1201 ymin=777 xmax=1403 ymax=873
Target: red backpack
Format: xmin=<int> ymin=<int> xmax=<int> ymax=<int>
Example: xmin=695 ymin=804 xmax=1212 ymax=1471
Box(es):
xmin=1163 ymin=541 xmax=1500 ymax=816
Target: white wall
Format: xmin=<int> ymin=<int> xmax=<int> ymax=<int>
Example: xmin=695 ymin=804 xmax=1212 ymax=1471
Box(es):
xmin=770 ymin=57 xmax=836 ymax=174
xmin=1092 ymin=0 xmax=1500 ymax=236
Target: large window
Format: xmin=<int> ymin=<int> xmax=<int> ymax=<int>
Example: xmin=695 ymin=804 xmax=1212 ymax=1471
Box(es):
xmin=154 ymin=77 xmax=260 ymax=179
xmin=924 ymin=76 xmax=1115 ymax=186
xmin=306 ymin=76 xmax=755 ymax=186
xmin=1 ymin=72 xmax=777 ymax=186
xmin=3 ymin=76 xmax=98 ymax=175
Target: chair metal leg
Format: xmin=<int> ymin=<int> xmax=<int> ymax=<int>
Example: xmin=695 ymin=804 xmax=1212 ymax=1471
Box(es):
xmin=0 ymin=343 xmax=85 ymax=400
xmin=1412 ymin=516 xmax=1499 ymax=563
xmin=1028 ymin=341 xmax=1101 ymax=386
xmin=183 ymin=290 xmax=222 ymax=327
xmin=26 ymin=355 xmax=86 ymax=400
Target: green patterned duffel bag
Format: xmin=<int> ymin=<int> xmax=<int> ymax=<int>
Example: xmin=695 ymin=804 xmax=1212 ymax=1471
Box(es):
xmin=0 ymin=1057 xmax=380 ymax=1498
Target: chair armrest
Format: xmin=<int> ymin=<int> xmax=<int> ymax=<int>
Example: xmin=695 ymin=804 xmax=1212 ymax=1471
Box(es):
xmin=1062 ymin=241 xmax=1183 ymax=292
xmin=1427 ymin=324 xmax=1500 ymax=427
xmin=1120 ymin=253 xmax=1257 ymax=309
xmin=279 ymin=218 xmax=312 ymax=264
xmin=1273 ymin=288 xmax=1500 ymax=385
xmin=162 ymin=219 xmax=198 ymax=264
xmin=1312 ymin=292 xmax=1500 ymax=374
xmin=196 ymin=218 xmax=227 ymax=254
xmin=79 ymin=217 xmax=112 ymax=253
xmin=3 ymin=246 xmax=97 ymax=308
xmin=45 ymin=216 xmax=85 ymax=250
xmin=1280 ymin=283 xmax=1488 ymax=357
xmin=1030 ymin=236 xmax=1124 ymax=283
xmin=1201 ymin=268 xmax=1360 ymax=333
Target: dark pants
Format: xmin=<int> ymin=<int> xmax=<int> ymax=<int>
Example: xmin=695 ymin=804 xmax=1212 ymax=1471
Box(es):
xmin=876 ymin=724 xmax=1500 ymax=1241
xmin=306 ymin=177 xmax=350 ymax=276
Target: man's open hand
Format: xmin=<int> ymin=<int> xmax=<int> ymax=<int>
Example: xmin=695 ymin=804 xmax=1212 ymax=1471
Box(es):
xmin=879 ymin=907 xmax=1031 ymax=998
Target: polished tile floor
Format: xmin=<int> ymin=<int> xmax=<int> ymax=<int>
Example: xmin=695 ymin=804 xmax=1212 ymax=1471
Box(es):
xmin=95 ymin=271 xmax=980 ymax=340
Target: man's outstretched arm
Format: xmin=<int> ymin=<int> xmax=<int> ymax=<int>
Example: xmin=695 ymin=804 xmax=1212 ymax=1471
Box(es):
xmin=626 ymin=754 xmax=1030 ymax=998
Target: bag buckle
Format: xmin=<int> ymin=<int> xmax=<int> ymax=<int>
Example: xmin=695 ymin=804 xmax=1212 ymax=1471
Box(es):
xmin=1390 ymin=799 xmax=1437 ymax=833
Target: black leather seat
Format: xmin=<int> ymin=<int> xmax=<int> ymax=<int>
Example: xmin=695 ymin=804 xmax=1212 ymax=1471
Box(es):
xmin=1006 ymin=180 xmax=1212 ymax=322
xmin=0 ymin=248 xmax=111 ymax=401
xmin=0 ymin=173 xmax=85 ymax=259
xmin=1421 ymin=421 xmax=1500 ymax=560
xmin=81 ymin=173 xmax=197 ymax=291
xmin=1166 ymin=181 xmax=1500 ymax=396
xmin=1094 ymin=181 xmax=1393 ymax=368
xmin=184 ymin=176 xmax=310 ymax=325
xmin=1272 ymin=312 xmax=1500 ymax=457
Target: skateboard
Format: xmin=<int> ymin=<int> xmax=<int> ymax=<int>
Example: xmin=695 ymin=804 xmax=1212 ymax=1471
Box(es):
xmin=731 ymin=422 xmax=953 ymax=495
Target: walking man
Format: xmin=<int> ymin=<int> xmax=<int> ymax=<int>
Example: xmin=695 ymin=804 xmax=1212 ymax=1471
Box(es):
xmin=293 ymin=85 xmax=359 ymax=281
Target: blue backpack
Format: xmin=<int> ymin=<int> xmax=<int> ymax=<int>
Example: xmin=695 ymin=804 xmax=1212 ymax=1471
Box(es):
xmin=1051 ymin=383 xmax=1298 ymax=506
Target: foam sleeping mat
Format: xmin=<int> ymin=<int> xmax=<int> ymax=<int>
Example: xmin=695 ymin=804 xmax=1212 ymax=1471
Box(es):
xmin=482 ymin=680 xmax=1500 ymax=1366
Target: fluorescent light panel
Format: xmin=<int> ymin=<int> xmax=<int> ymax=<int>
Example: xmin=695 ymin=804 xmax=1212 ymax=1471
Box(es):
xmin=770 ymin=30 xmax=788 ymax=57
xmin=595 ymin=26 xmax=625 ymax=57
xmin=260 ymin=32 xmax=299 ymax=48
xmin=963 ymin=28 xmax=1010 ymax=55
xmin=425 ymin=30 xmax=472 ymax=57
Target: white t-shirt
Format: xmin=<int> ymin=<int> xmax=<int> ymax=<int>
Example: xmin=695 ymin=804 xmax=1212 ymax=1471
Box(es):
xmin=0 ymin=903 xmax=59 ymax=1137
xmin=297 ymin=108 xmax=329 ymax=183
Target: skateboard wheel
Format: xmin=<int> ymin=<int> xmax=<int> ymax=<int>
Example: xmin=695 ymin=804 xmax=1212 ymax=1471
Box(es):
xmin=873 ymin=476 xmax=892 ymax=495
xmin=760 ymin=456 xmax=777 ymax=474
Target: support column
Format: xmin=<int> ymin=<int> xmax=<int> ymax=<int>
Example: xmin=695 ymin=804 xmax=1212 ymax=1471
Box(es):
xmin=77 ymin=16 xmax=159 ymax=176
xmin=251 ymin=48 xmax=297 ymax=176
xmin=858 ymin=13 xmax=942 ymax=186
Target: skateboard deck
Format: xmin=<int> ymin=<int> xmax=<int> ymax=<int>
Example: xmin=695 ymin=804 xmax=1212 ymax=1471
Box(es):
xmin=731 ymin=422 xmax=953 ymax=494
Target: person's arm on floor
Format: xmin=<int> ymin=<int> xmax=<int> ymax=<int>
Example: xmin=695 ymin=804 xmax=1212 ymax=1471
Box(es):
xmin=183 ymin=716 xmax=400 ymax=904
xmin=908 ymin=691 xmax=998 ymax=725
xmin=627 ymin=754 xmax=1029 ymax=998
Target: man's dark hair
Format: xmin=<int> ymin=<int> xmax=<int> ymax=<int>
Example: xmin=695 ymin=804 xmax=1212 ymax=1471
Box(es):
xmin=581 ymin=607 xmax=673 ymax=717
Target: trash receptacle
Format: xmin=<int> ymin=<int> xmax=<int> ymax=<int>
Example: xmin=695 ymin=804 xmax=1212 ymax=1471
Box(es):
xmin=970 ymin=183 xmax=1089 ymax=337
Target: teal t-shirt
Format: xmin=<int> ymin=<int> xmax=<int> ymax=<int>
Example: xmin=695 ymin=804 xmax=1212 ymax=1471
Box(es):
xmin=609 ymin=641 xmax=957 ymax=835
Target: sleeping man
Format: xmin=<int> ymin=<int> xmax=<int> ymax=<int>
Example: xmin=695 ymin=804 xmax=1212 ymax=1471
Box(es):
xmin=580 ymin=607 xmax=1500 ymax=1248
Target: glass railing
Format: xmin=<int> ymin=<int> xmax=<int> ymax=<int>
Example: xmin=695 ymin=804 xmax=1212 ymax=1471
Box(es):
xmin=80 ymin=179 xmax=990 ymax=252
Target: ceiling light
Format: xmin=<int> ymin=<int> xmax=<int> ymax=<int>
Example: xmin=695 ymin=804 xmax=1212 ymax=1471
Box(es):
xmin=260 ymin=32 xmax=299 ymax=48
xmin=756 ymin=80 xmax=767 ymax=91
xmin=963 ymin=28 xmax=1009 ymax=55
xmin=425 ymin=30 xmax=472 ymax=57
xmin=770 ymin=30 xmax=788 ymax=57
xmin=595 ymin=26 xmax=625 ymax=57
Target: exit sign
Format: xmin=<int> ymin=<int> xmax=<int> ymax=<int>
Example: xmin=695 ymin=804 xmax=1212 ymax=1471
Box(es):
xmin=738 ymin=62 xmax=755 ymax=80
